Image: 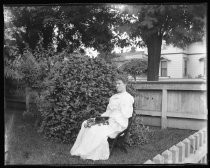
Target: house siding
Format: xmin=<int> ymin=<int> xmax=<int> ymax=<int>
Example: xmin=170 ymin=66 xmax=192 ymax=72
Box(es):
xmin=185 ymin=41 xmax=206 ymax=78
xmin=158 ymin=40 xmax=206 ymax=79
xmin=187 ymin=54 xmax=206 ymax=78
xmin=113 ymin=38 xmax=206 ymax=80
xmin=159 ymin=53 xmax=185 ymax=78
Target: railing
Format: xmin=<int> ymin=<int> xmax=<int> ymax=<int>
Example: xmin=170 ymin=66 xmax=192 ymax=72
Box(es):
xmin=144 ymin=127 xmax=207 ymax=164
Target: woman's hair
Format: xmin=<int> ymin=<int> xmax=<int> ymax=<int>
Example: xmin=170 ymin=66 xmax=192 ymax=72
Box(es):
xmin=115 ymin=73 xmax=129 ymax=84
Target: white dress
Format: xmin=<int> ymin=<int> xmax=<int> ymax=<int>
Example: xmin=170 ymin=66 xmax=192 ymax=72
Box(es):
xmin=70 ymin=91 xmax=134 ymax=160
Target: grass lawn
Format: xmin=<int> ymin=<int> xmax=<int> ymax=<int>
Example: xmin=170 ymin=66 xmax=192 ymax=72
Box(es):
xmin=6 ymin=109 xmax=197 ymax=165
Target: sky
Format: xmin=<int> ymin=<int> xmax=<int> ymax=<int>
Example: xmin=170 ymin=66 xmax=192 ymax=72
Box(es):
xmin=84 ymin=45 xmax=145 ymax=58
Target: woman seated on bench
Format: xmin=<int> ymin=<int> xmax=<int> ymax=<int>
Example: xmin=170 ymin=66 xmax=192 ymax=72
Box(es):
xmin=70 ymin=74 xmax=134 ymax=160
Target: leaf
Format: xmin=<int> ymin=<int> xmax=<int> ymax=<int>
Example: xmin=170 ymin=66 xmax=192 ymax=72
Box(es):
xmin=141 ymin=16 xmax=157 ymax=29
xmin=38 ymin=52 xmax=117 ymax=143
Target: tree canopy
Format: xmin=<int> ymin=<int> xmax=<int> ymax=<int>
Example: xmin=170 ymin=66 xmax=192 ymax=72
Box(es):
xmin=4 ymin=4 xmax=207 ymax=81
xmin=117 ymin=4 xmax=207 ymax=80
xmin=4 ymin=5 xmax=124 ymax=54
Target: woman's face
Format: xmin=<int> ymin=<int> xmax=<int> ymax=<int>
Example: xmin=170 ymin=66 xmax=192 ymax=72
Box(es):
xmin=116 ymin=80 xmax=126 ymax=93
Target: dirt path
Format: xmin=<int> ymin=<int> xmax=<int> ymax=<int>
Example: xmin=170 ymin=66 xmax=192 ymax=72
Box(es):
xmin=5 ymin=113 xmax=15 ymax=165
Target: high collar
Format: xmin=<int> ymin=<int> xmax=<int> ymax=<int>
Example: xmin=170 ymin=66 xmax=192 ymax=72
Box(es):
xmin=117 ymin=91 xmax=127 ymax=94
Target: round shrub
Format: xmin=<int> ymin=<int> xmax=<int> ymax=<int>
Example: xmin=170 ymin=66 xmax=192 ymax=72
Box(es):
xmin=38 ymin=52 xmax=120 ymax=143
xmin=126 ymin=116 xmax=154 ymax=146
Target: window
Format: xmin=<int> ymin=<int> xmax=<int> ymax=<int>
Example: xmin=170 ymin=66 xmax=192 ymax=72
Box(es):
xmin=161 ymin=61 xmax=167 ymax=77
xmin=184 ymin=59 xmax=187 ymax=77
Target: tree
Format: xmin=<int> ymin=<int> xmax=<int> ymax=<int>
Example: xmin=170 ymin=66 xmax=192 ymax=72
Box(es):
xmin=5 ymin=5 xmax=123 ymax=56
xmin=119 ymin=58 xmax=148 ymax=81
xmin=4 ymin=5 xmax=122 ymax=112
xmin=117 ymin=4 xmax=206 ymax=81
xmin=37 ymin=52 xmax=120 ymax=143
xmin=4 ymin=8 xmax=24 ymax=110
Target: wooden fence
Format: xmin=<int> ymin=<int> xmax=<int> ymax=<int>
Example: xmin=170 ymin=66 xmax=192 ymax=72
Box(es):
xmin=6 ymin=80 xmax=207 ymax=130
xmin=144 ymin=127 xmax=207 ymax=164
xmin=132 ymin=80 xmax=207 ymax=130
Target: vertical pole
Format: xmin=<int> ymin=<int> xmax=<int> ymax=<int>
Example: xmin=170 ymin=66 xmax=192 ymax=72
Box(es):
xmin=161 ymin=89 xmax=167 ymax=129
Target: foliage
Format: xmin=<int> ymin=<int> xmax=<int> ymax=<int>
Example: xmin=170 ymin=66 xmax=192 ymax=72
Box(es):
xmin=135 ymin=5 xmax=206 ymax=47
xmin=17 ymin=49 xmax=43 ymax=88
xmin=125 ymin=81 xmax=154 ymax=146
xmin=4 ymin=6 xmax=56 ymax=53
xmin=4 ymin=17 xmax=23 ymax=80
xmin=4 ymin=5 xmax=123 ymax=55
xmin=15 ymin=45 xmax=56 ymax=89
xmin=119 ymin=4 xmax=206 ymax=48
xmin=120 ymin=58 xmax=148 ymax=81
xmin=125 ymin=82 xmax=138 ymax=98
xmin=126 ymin=116 xmax=154 ymax=146
xmin=117 ymin=4 xmax=206 ymax=81
xmin=37 ymin=52 xmax=120 ymax=143
xmin=97 ymin=51 xmax=121 ymax=63
xmin=4 ymin=5 xmax=206 ymax=81
xmin=15 ymin=46 xmax=55 ymax=124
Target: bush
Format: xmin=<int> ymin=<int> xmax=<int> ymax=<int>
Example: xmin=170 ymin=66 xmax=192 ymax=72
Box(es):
xmin=38 ymin=52 xmax=120 ymax=143
xmin=126 ymin=116 xmax=154 ymax=146
xmin=119 ymin=58 xmax=148 ymax=81
xmin=17 ymin=47 xmax=51 ymax=126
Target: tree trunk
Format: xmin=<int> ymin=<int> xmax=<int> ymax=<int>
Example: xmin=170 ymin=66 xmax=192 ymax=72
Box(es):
xmin=146 ymin=33 xmax=162 ymax=81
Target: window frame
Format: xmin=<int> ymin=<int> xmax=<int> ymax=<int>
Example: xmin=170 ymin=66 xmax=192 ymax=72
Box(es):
xmin=184 ymin=59 xmax=188 ymax=77
xmin=160 ymin=60 xmax=167 ymax=77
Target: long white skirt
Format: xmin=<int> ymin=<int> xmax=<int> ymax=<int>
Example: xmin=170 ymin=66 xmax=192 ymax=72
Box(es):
xmin=70 ymin=118 xmax=125 ymax=160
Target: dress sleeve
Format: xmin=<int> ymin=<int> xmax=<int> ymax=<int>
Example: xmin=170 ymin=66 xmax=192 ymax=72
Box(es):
xmin=101 ymin=111 xmax=109 ymax=117
xmin=120 ymin=95 xmax=134 ymax=118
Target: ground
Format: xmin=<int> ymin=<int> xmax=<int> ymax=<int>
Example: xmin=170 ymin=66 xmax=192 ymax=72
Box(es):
xmin=5 ymin=109 xmax=196 ymax=165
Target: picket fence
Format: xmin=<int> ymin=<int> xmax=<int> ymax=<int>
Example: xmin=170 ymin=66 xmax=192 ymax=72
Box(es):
xmin=144 ymin=127 xmax=207 ymax=164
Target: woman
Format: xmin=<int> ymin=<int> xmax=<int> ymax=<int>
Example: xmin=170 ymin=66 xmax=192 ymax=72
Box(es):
xmin=70 ymin=75 xmax=134 ymax=160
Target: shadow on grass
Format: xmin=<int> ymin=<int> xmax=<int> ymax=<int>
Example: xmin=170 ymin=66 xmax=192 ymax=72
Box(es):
xmin=6 ymin=110 xmax=197 ymax=165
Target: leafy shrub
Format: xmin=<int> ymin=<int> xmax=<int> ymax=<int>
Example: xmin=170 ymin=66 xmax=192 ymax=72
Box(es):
xmin=18 ymin=49 xmax=45 ymax=87
xmin=126 ymin=82 xmax=138 ymax=97
xmin=120 ymin=58 xmax=148 ymax=81
xmin=22 ymin=90 xmax=43 ymax=127
xmin=16 ymin=45 xmax=54 ymax=90
xmin=126 ymin=116 xmax=154 ymax=146
xmin=122 ymin=76 xmax=154 ymax=146
xmin=17 ymin=48 xmax=51 ymax=125
xmin=38 ymin=52 xmax=120 ymax=143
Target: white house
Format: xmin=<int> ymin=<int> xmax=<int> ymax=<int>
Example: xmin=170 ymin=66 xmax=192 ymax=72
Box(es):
xmin=158 ymin=39 xmax=207 ymax=79
xmin=113 ymin=39 xmax=207 ymax=80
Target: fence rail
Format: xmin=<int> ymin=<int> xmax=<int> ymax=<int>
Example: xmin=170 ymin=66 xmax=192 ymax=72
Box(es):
xmin=132 ymin=80 xmax=207 ymax=130
xmin=144 ymin=127 xmax=207 ymax=164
